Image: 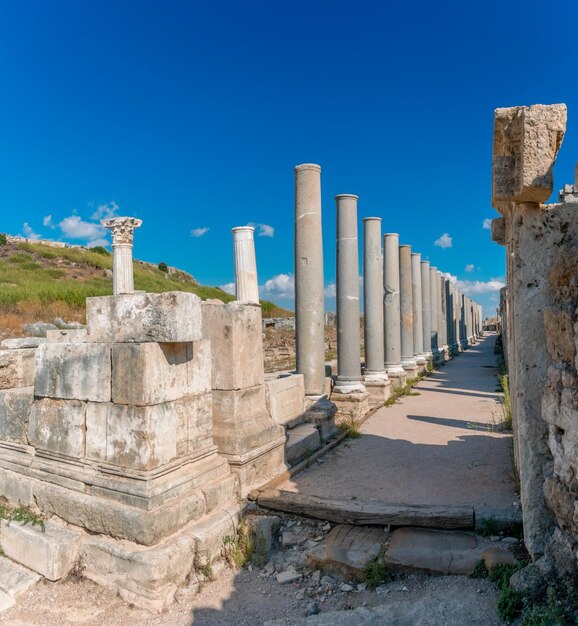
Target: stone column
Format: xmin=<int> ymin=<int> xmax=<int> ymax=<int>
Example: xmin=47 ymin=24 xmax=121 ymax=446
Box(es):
xmin=445 ymin=278 xmax=454 ymax=353
xmin=102 ymin=217 xmax=142 ymax=295
xmin=429 ymin=266 xmax=439 ymax=359
xmin=335 ymin=195 xmax=364 ymax=392
xmin=411 ymin=253 xmax=426 ymax=366
xmin=384 ymin=234 xmax=405 ymax=378
xmin=232 ymin=226 xmax=259 ymax=304
xmin=399 ymin=245 xmax=417 ymax=371
xmin=421 ymin=260 xmax=432 ymax=360
xmin=362 ymin=218 xmax=387 ymax=380
xmin=294 ymin=164 xmax=326 ymax=397
xmin=438 ymin=273 xmax=448 ymax=358
xmin=455 ymin=287 xmax=462 ymax=351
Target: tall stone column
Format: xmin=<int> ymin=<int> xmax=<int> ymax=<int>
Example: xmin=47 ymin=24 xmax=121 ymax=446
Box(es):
xmin=362 ymin=218 xmax=387 ymax=380
xmin=455 ymin=287 xmax=462 ymax=351
xmin=429 ymin=266 xmax=439 ymax=359
xmin=399 ymin=245 xmax=417 ymax=371
xmin=102 ymin=217 xmax=142 ymax=295
xmin=384 ymin=234 xmax=405 ymax=378
xmin=445 ymin=278 xmax=454 ymax=353
xmin=421 ymin=260 xmax=432 ymax=360
xmin=335 ymin=195 xmax=364 ymax=392
xmin=411 ymin=253 xmax=426 ymax=366
xmin=232 ymin=226 xmax=259 ymax=304
xmin=294 ymin=164 xmax=326 ymax=397
xmin=438 ymin=273 xmax=448 ymax=358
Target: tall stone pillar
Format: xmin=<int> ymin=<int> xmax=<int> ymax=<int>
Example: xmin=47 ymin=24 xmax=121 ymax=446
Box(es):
xmin=399 ymin=245 xmax=417 ymax=371
xmin=294 ymin=164 xmax=326 ymax=397
xmin=362 ymin=218 xmax=390 ymax=406
xmin=445 ymin=278 xmax=454 ymax=354
xmin=429 ymin=266 xmax=439 ymax=359
xmin=411 ymin=253 xmax=426 ymax=366
xmin=384 ymin=234 xmax=405 ymax=379
xmin=438 ymin=273 xmax=448 ymax=358
xmin=335 ymin=195 xmax=364 ymax=392
xmin=421 ymin=260 xmax=432 ymax=360
xmin=232 ymin=226 xmax=259 ymax=304
xmin=455 ymin=287 xmax=462 ymax=351
xmin=102 ymin=217 xmax=142 ymax=295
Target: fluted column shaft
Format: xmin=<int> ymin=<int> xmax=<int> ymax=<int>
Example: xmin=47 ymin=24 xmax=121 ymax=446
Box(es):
xmin=438 ymin=274 xmax=448 ymax=351
xmin=335 ymin=195 xmax=363 ymax=389
xmin=411 ymin=253 xmax=425 ymax=364
xmin=102 ymin=216 xmax=142 ymax=295
xmin=384 ymin=234 xmax=404 ymax=375
xmin=363 ymin=218 xmax=386 ymax=378
xmin=399 ymin=245 xmax=416 ymax=368
xmin=429 ymin=266 xmax=439 ymax=355
xmin=421 ymin=260 xmax=432 ymax=358
xmin=294 ymin=164 xmax=326 ymax=396
xmin=232 ymin=226 xmax=259 ymax=304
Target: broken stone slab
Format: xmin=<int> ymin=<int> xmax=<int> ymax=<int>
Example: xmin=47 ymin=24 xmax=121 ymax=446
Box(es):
xmin=0 ymin=589 xmax=14 ymax=612
xmin=0 ymin=557 xmax=40 ymax=596
xmin=276 ymin=569 xmax=302 ymax=584
xmin=245 ymin=514 xmax=281 ymax=555
xmin=34 ymin=342 xmax=111 ymax=402
xmin=0 ymin=348 xmax=35 ymax=389
xmin=286 ymin=423 xmax=321 ymax=466
xmin=0 ymin=337 xmax=45 ymax=350
xmin=307 ymin=524 xmax=388 ymax=581
xmin=384 ymin=527 xmax=481 ymax=575
xmin=0 ymin=519 xmax=81 ymax=581
xmin=45 ymin=328 xmax=88 ymax=343
xmin=0 ymin=387 xmax=33 ymax=443
xmin=304 ymin=397 xmax=338 ymax=442
xmin=492 ymin=103 xmax=567 ymax=206
xmin=24 ymin=322 xmax=58 ymax=337
xmin=111 ymin=340 xmax=211 ymax=406
xmin=265 ymin=374 xmax=306 ymax=428
xmin=86 ymin=292 xmax=202 ymax=343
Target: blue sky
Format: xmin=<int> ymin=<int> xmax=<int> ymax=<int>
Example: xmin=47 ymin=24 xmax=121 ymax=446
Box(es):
xmin=1 ymin=0 xmax=577 ymax=317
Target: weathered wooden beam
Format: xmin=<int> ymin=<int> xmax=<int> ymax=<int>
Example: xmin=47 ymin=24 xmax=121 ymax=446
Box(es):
xmin=256 ymin=489 xmax=474 ymax=529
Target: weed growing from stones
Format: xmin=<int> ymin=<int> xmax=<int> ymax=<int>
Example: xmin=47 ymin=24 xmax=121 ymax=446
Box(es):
xmin=363 ymin=550 xmax=392 ymax=589
xmin=337 ymin=418 xmax=362 ymax=439
xmin=0 ymin=498 xmax=44 ymax=531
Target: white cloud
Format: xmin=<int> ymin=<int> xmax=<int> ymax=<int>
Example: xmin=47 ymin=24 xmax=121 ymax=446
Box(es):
xmin=249 ymin=222 xmax=275 ymax=238
xmin=456 ymin=277 xmax=505 ymax=295
xmin=483 ymin=218 xmax=492 ymax=229
xmin=434 ymin=233 xmax=452 ymax=249
xmin=87 ymin=238 xmax=110 ymax=248
xmin=191 ymin=227 xmax=210 ymax=238
xmin=324 ymin=283 xmax=336 ymax=298
xmin=219 ymin=282 xmax=235 ymax=295
xmin=260 ymin=273 xmax=294 ymax=300
xmin=465 ymin=264 xmax=475 ymax=272
xmin=22 ymin=223 xmax=41 ymax=239
xmin=90 ymin=201 xmax=119 ymax=221
xmin=43 ymin=215 xmax=55 ymax=228
xmin=59 ymin=215 xmax=105 ymax=241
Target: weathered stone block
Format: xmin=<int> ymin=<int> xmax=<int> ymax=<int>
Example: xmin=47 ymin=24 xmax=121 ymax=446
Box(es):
xmin=46 ymin=328 xmax=87 ymax=343
xmin=286 ymin=423 xmax=321 ymax=465
xmin=28 ymin=398 xmax=86 ymax=457
xmin=34 ymin=343 xmax=111 ymax=402
xmin=491 ymin=217 xmax=506 ymax=246
xmin=0 ymin=337 xmax=45 ymax=350
xmin=202 ymin=301 xmax=264 ymax=390
xmin=0 ymin=556 xmax=40 ymax=596
xmin=544 ymin=308 xmax=576 ymax=365
xmin=86 ymin=291 xmax=202 ymax=343
xmin=265 ymin=374 xmax=305 ymax=427
xmin=492 ymin=104 xmax=567 ymax=206
xmin=0 ymin=387 xmax=33 ymax=443
xmin=0 ymin=519 xmax=81 ymax=581
xmin=0 ymin=348 xmax=35 ymax=389
xmin=111 ymin=341 xmax=210 ymax=406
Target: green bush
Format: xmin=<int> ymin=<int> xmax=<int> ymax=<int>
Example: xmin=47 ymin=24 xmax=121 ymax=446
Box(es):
xmin=90 ymin=246 xmax=110 ymax=256
xmin=0 ymin=233 xmax=6 ymax=246
xmin=158 ymin=262 xmax=168 ymax=272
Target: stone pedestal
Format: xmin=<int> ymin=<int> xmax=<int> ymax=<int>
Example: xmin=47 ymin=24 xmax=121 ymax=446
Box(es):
xmin=384 ymin=234 xmax=405 ymax=378
xmin=399 ymin=245 xmax=417 ymax=371
xmin=232 ymin=226 xmax=259 ymax=304
xmin=303 ymin=396 xmax=338 ymax=442
xmin=331 ymin=390 xmax=370 ymax=422
xmin=294 ymin=164 xmax=326 ymax=397
xmin=101 ymin=217 xmax=142 ymax=295
xmin=363 ymin=379 xmax=391 ymax=409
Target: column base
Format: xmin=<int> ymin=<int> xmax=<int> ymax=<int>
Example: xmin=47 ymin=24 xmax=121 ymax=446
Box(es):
xmin=331 ymin=391 xmax=370 ymax=422
xmin=333 ymin=379 xmax=366 ymax=394
xmin=304 ymin=396 xmax=338 ymax=442
xmin=362 ymin=369 xmax=389 ymax=382
xmin=363 ymin=379 xmax=392 ymax=408
xmin=414 ymin=354 xmax=427 ymax=365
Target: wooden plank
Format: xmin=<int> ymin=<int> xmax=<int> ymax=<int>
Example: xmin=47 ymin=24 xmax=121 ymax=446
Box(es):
xmin=256 ymin=489 xmax=474 ymax=529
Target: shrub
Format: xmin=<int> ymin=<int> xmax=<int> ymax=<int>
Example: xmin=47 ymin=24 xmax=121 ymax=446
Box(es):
xmin=0 ymin=233 xmax=6 ymax=246
xmin=158 ymin=262 xmax=168 ymax=273
xmin=90 ymin=246 xmax=110 ymax=256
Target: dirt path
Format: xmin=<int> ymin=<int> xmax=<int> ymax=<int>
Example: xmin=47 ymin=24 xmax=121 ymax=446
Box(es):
xmin=282 ymin=334 xmax=519 ymax=524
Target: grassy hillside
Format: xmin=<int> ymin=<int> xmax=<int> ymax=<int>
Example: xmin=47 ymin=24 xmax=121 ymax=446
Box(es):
xmin=0 ymin=238 xmax=291 ymax=337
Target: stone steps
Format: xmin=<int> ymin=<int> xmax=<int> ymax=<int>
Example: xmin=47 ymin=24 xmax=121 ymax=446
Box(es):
xmin=285 ymin=423 xmax=321 ymax=466
xmin=0 ymin=556 xmax=40 ymax=612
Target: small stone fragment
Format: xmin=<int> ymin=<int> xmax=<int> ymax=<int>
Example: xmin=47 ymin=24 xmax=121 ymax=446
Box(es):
xmin=276 ymin=570 xmax=302 ymax=584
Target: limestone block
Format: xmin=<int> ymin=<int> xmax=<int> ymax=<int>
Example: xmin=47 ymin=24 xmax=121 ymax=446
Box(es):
xmin=0 ymin=337 xmax=45 ymax=350
xmin=86 ymin=291 xmax=202 ymax=343
xmin=0 ymin=348 xmax=35 ymax=389
xmin=331 ymin=391 xmax=370 ymax=422
xmin=0 ymin=387 xmax=33 ymax=443
xmin=286 ymin=423 xmax=321 ymax=465
xmin=34 ymin=343 xmax=111 ymax=402
xmin=0 ymin=519 xmax=81 ymax=581
xmin=491 ymin=217 xmax=506 ymax=246
xmin=111 ymin=341 xmax=210 ymax=406
xmin=492 ymin=103 xmax=567 ymax=205
xmin=245 ymin=514 xmax=281 ymax=556
xmin=265 ymin=374 xmax=305 ymax=427
xmin=364 ymin=379 xmax=392 ymax=409
xmin=544 ymin=308 xmax=576 ymax=365
xmin=202 ymin=301 xmax=264 ymax=390
xmin=28 ymin=398 xmax=86 ymax=458
xmin=0 ymin=557 xmax=40 ymax=596
xmin=46 ymin=328 xmax=88 ymax=343
xmin=176 ymin=392 xmax=213 ymax=458
xmin=86 ymin=401 xmax=178 ymax=470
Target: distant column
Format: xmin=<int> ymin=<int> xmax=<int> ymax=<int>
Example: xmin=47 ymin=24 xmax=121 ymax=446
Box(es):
xmin=294 ymin=163 xmax=326 ymax=397
xmin=232 ymin=226 xmax=259 ymax=304
xmin=438 ymin=273 xmax=448 ymax=355
xmin=429 ymin=266 xmax=439 ymax=357
xmin=363 ymin=218 xmax=387 ymax=380
xmin=411 ymin=253 xmax=426 ymax=365
xmin=421 ymin=260 xmax=432 ymax=359
xmin=455 ymin=287 xmax=462 ymax=350
xmin=399 ymin=245 xmax=417 ymax=370
xmin=102 ymin=216 xmax=143 ymax=295
xmin=384 ymin=234 xmax=405 ymax=376
xmin=445 ymin=277 xmax=453 ymax=352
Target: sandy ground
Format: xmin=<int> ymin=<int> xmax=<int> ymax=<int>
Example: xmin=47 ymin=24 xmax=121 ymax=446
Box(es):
xmin=283 ymin=334 xmax=519 ymax=522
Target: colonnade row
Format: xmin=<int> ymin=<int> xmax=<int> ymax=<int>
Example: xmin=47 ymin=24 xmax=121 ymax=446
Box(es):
xmin=230 ymin=163 xmax=483 ymax=400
